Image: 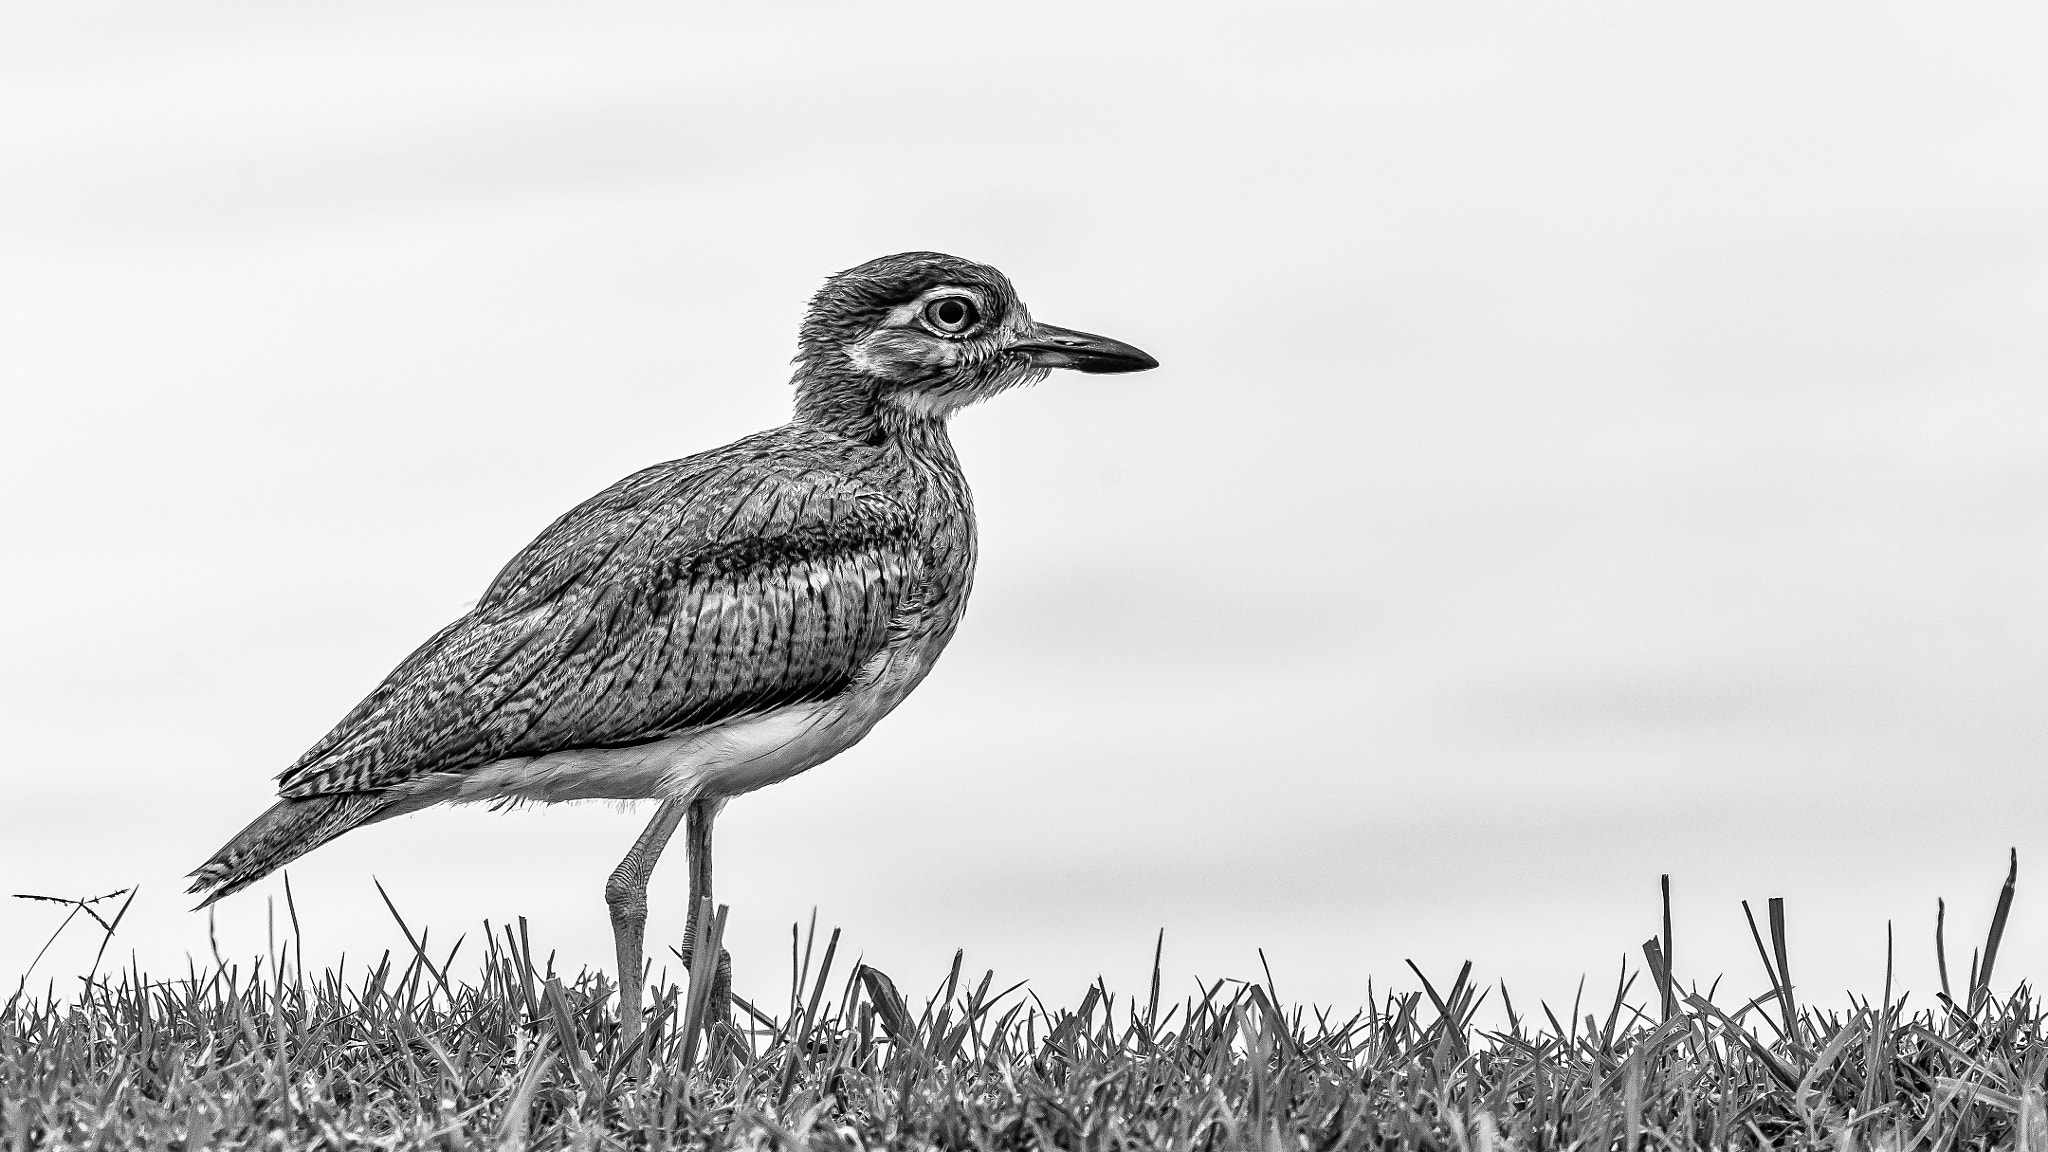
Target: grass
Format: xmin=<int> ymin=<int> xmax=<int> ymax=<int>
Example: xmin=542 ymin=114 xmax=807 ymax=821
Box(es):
xmin=3 ymin=859 xmax=2043 ymax=1151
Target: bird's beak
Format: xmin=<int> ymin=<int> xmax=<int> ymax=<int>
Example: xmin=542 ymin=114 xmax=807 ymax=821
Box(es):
xmin=1009 ymin=323 xmax=1159 ymax=374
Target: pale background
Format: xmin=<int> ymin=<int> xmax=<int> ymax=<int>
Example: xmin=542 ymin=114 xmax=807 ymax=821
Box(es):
xmin=5 ymin=2 xmax=2046 ymax=1019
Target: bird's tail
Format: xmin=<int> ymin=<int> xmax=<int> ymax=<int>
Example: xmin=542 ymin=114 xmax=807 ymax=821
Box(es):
xmin=186 ymin=793 xmax=390 ymax=908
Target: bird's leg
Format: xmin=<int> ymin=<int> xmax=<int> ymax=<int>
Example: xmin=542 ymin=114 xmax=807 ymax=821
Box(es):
xmin=605 ymin=798 xmax=685 ymax=1056
xmin=679 ymin=797 xmax=734 ymax=1028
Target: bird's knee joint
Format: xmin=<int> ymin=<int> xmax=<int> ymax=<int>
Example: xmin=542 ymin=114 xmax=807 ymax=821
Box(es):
xmin=604 ymin=876 xmax=646 ymax=925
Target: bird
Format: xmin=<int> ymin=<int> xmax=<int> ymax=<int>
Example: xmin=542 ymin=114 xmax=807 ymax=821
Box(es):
xmin=187 ymin=251 xmax=1157 ymax=1048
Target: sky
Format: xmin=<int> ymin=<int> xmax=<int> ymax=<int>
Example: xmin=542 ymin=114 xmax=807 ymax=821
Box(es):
xmin=4 ymin=2 xmax=2047 ymax=1021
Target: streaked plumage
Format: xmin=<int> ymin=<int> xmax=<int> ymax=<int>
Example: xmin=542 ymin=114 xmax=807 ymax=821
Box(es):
xmin=188 ymin=251 xmax=1156 ymax=1045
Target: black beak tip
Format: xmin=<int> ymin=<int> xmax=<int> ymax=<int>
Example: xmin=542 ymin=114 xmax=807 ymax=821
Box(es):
xmin=1100 ymin=347 xmax=1159 ymax=374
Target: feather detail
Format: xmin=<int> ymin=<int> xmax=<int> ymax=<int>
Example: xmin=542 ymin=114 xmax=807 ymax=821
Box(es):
xmin=273 ymin=425 xmax=942 ymax=800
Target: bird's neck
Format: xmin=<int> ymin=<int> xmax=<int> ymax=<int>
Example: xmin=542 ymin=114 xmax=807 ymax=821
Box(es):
xmin=792 ymin=369 xmax=962 ymax=467
xmin=873 ymin=401 xmax=961 ymax=469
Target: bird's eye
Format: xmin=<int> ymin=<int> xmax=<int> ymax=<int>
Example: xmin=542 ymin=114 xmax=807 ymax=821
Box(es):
xmin=923 ymin=296 xmax=978 ymax=334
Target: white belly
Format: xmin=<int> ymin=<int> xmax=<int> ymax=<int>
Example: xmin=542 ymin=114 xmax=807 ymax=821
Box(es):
xmin=401 ymin=698 xmax=846 ymax=808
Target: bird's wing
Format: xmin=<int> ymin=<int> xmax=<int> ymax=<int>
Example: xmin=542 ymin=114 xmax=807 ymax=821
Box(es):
xmin=276 ymin=436 xmax=921 ymax=799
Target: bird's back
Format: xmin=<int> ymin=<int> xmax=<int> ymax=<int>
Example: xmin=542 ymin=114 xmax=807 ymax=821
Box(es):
xmin=190 ymin=420 xmax=978 ymax=902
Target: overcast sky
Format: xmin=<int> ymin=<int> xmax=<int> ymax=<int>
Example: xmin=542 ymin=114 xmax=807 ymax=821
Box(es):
xmin=5 ymin=2 xmax=2047 ymax=1017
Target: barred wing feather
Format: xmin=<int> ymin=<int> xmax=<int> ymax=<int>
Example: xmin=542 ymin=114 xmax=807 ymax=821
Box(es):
xmin=276 ymin=444 xmax=921 ymax=799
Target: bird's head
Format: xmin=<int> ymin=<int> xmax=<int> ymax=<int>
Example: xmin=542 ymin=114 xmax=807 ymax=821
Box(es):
xmin=792 ymin=251 xmax=1156 ymax=440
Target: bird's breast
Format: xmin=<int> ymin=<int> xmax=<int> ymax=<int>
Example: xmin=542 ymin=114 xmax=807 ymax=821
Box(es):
xmin=415 ymin=446 xmax=981 ymax=813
